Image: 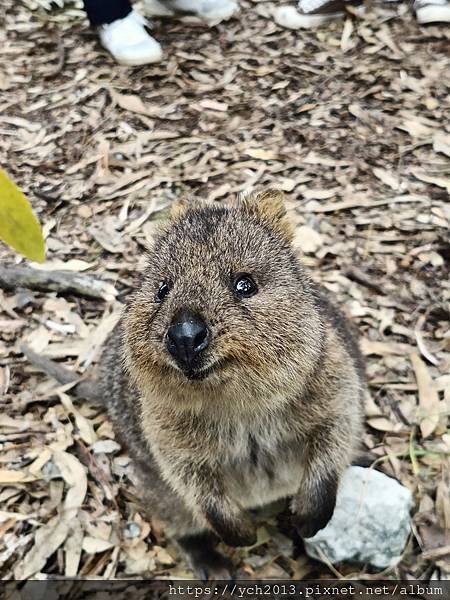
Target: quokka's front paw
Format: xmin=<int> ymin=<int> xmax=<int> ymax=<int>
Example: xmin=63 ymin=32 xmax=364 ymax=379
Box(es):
xmin=292 ymin=472 xmax=338 ymax=538
xmin=204 ymin=506 xmax=256 ymax=547
xmin=220 ymin=518 xmax=257 ymax=548
xmin=292 ymin=496 xmax=337 ymax=539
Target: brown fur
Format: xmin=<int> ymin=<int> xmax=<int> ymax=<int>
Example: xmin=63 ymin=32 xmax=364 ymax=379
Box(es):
xmin=28 ymin=191 xmax=366 ymax=577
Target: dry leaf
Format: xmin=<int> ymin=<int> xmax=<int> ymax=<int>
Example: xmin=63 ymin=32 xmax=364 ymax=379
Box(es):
xmin=0 ymin=469 xmax=37 ymax=484
xmin=367 ymin=417 xmax=402 ymax=432
xmin=64 ymin=521 xmax=84 ymax=577
xmin=110 ymin=90 xmax=150 ymax=116
xmin=52 ymin=450 xmax=88 ymax=520
xmin=293 ymin=225 xmax=323 ymax=254
xmin=410 ymin=353 xmax=441 ymax=438
xmin=58 ymin=392 xmax=98 ymax=445
xmin=30 ymin=259 xmax=95 ymax=272
xmin=245 ymin=148 xmax=278 ymax=160
xmin=412 ymin=171 xmax=450 ymax=193
xmin=361 ymin=339 xmax=413 ymax=356
xmin=82 ymin=536 xmax=114 ymax=554
xmin=0 ymin=366 xmax=9 ymax=395
xmin=340 ymin=18 xmax=354 ymax=52
xmin=154 ymin=545 xmax=176 ymax=566
xmin=373 ymin=167 xmax=401 ymax=191
xmin=92 ymin=440 xmax=121 ymax=454
xmin=14 ymin=516 xmax=71 ymax=579
xmin=302 ymin=188 xmax=338 ymax=201
xmin=433 ymin=133 xmax=450 ymax=158
xmin=198 ymin=99 xmax=228 ymax=112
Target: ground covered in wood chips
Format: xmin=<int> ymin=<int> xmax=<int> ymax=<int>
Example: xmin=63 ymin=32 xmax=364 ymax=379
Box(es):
xmin=1 ymin=0 xmax=449 ymax=582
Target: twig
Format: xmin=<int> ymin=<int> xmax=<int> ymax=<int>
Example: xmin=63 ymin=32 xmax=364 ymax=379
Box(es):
xmin=344 ymin=267 xmax=386 ymax=295
xmin=0 ymin=265 xmax=117 ymax=301
xmin=422 ymin=545 xmax=450 ymax=560
xmin=409 ymin=426 xmax=421 ymax=476
xmin=414 ymin=311 xmax=440 ymax=366
xmin=21 ymin=345 xmax=102 ymax=402
xmin=300 ymin=195 xmax=428 ymax=214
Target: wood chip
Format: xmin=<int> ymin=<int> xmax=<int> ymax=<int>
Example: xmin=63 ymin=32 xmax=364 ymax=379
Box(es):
xmin=2 ymin=0 xmax=448 ymax=580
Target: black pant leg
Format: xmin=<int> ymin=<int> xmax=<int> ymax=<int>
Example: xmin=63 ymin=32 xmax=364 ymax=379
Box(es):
xmin=83 ymin=0 xmax=133 ymax=26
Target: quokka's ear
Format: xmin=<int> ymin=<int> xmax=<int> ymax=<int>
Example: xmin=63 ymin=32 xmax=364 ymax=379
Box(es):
xmin=241 ymin=190 xmax=293 ymax=242
xmin=170 ymin=197 xmax=204 ymax=220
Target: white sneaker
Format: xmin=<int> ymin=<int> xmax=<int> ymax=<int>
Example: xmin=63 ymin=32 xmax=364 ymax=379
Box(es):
xmin=274 ymin=0 xmax=362 ymax=29
xmin=414 ymin=0 xmax=450 ymax=22
xmin=99 ymin=10 xmax=163 ymax=66
xmin=143 ymin=0 xmax=238 ymax=26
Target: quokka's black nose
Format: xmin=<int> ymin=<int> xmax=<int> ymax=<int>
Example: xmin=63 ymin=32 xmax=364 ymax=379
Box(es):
xmin=166 ymin=311 xmax=209 ymax=370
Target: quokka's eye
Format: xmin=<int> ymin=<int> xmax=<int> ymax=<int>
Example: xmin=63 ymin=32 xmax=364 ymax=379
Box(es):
xmin=233 ymin=274 xmax=258 ymax=298
xmin=155 ymin=281 xmax=170 ymax=303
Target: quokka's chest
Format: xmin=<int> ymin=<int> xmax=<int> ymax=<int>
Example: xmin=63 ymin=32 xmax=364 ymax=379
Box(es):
xmin=219 ymin=423 xmax=305 ymax=509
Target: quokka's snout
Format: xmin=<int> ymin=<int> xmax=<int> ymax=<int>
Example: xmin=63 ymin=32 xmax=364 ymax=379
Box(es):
xmin=165 ymin=310 xmax=210 ymax=376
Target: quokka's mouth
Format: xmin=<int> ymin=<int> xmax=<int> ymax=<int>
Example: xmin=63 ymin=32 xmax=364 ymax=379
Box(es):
xmin=184 ymin=364 xmax=215 ymax=381
xmin=184 ymin=369 xmax=209 ymax=381
xmin=182 ymin=359 xmax=227 ymax=382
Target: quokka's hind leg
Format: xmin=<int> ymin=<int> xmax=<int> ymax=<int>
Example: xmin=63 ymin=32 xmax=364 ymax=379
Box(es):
xmin=177 ymin=532 xmax=233 ymax=581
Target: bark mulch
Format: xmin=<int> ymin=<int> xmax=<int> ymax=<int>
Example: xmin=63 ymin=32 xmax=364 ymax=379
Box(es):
xmin=0 ymin=0 xmax=449 ymax=581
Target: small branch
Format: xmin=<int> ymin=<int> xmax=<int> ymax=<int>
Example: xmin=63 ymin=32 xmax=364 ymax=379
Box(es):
xmin=422 ymin=545 xmax=450 ymax=560
xmin=0 ymin=265 xmax=117 ymax=301
xmin=344 ymin=267 xmax=386 ymax=295
xmin=21 ymin=344 xmax=102 ymax=402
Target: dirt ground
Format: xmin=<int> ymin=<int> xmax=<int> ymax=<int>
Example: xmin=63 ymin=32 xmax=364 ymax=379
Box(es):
xmin=1 ymin=0 xmax=449 ymax=581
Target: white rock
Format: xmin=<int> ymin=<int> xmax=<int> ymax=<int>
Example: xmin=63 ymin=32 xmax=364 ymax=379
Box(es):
xmin=304 ymin=466 xmax=413 ymax=569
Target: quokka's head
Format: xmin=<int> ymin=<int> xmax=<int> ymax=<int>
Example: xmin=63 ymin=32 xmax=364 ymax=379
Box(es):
xmin=124 ymin=191 xmax=325 ymax=396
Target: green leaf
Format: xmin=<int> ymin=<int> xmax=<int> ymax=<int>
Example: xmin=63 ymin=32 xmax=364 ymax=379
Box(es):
xmin=0 ymin=169 xmax=45 ymax=263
